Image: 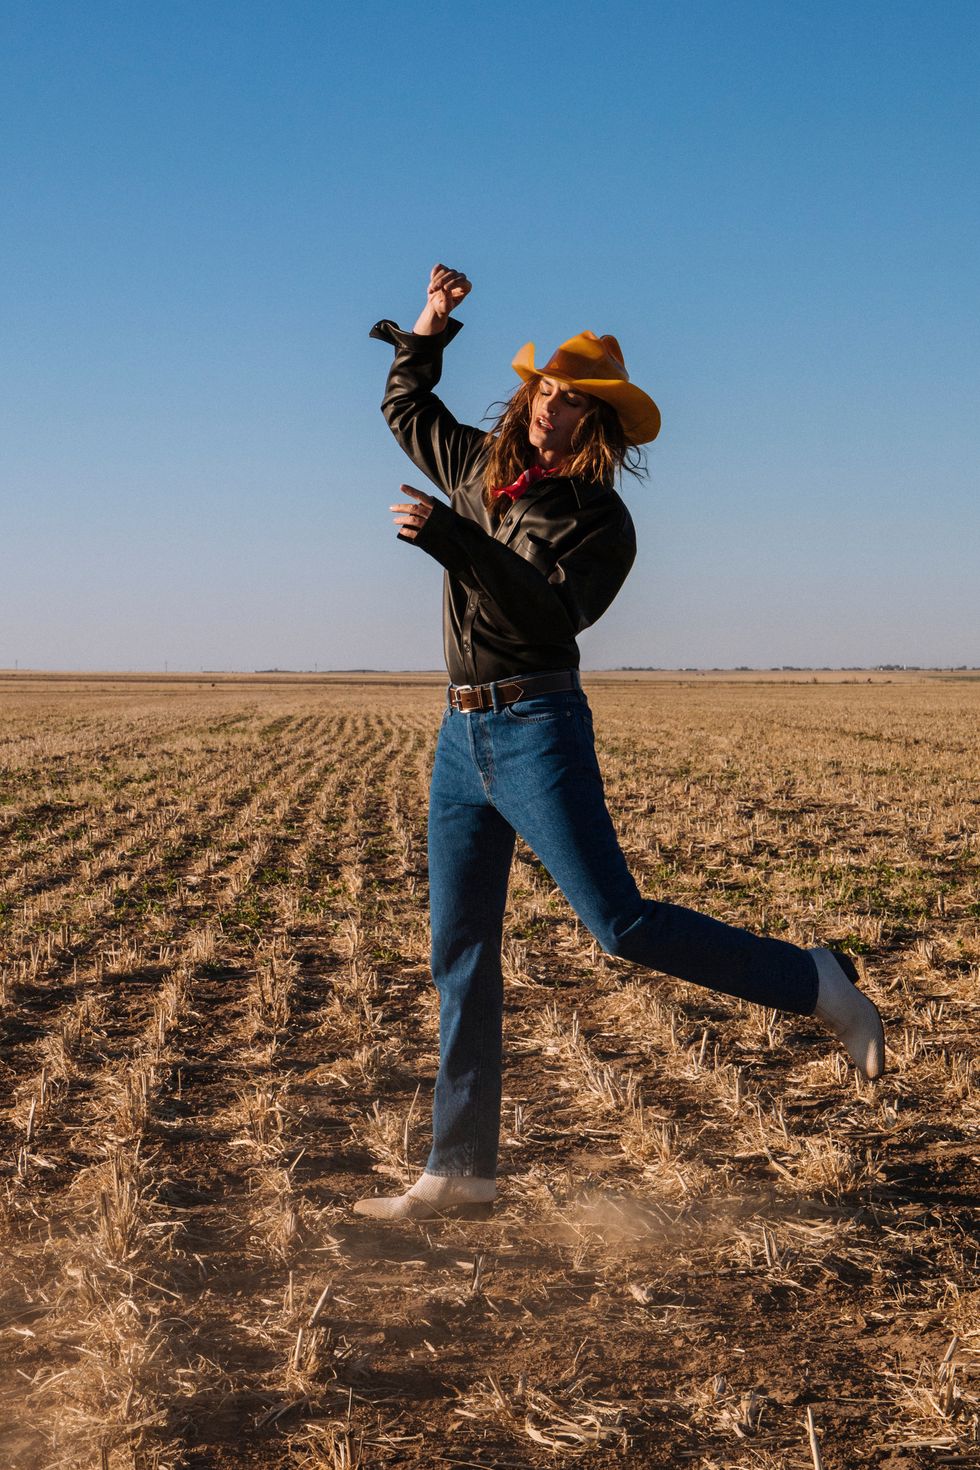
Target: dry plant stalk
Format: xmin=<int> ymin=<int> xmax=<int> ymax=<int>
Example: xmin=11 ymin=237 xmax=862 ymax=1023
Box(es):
xmin=3 ymin=675 xmax=980 ymax=1470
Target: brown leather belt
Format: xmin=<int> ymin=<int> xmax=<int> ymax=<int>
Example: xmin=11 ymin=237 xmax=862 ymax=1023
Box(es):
xmin=448 ymin=670 xmax=580 ymax=713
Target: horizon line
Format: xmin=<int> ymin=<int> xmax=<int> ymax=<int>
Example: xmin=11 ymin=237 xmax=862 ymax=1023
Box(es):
xmin=2 ymin=664 xmax=978 ymax=677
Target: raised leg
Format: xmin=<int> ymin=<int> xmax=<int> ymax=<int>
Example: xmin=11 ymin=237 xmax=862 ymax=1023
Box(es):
xmin=490 ymin=698 xmax=819 ymax=1015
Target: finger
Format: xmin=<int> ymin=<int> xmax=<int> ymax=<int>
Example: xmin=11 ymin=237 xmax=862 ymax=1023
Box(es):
xmin=400 ymin=483 xmax=433 ymax=503
xmin=433 ymin=266 xmax=468 ymax=292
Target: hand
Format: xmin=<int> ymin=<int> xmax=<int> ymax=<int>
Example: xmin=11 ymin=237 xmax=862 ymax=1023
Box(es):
xmin=413 ymin=263 xmax=471 ymax=334
xmin=427 ymin=262 xmax=471 ymax=317
xmin=390 ymin=483 xmax=435 ymax=541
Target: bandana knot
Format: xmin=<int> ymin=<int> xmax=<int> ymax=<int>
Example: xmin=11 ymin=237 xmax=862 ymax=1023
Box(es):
xmin=493 ymin=464 xmax=562 ymax=502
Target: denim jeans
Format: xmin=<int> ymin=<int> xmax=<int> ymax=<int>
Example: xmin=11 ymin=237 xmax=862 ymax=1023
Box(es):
xmin=425 ymin=680 xmax=819 ymax=1179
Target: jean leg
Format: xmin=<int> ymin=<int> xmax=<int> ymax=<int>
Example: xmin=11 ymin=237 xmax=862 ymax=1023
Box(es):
xmin=426 ymin=715 xmax=516 ymax=1177
xmin=490 ymin=700 xmax=818 ymax=1015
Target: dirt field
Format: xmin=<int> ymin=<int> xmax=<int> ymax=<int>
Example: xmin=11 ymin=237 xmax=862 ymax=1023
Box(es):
xmin=1 ymin=673 xmax=978 ymax=1468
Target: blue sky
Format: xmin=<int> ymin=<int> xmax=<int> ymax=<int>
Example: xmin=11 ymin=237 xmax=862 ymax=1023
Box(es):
xmin=2 ymin=0 xmax=977 ymax=670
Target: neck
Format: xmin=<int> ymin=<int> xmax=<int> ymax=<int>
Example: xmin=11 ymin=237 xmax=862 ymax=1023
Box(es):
xmin=534 ymin=449 xmax=565 ymax=471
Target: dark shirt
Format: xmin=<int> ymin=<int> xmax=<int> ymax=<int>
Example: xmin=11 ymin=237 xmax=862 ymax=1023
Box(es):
xmin=371 ymin=318 xmax=638 ymax=686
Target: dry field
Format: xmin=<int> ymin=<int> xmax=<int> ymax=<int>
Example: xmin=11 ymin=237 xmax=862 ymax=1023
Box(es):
xmin=1 ymin=673 xmax=978 ymax=1470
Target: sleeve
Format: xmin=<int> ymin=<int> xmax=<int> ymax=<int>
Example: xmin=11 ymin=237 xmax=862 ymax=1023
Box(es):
xmin=370 ymin=318 xmax=490 ymax=498
xmin=406 ymin=497 xmax=636 ymax=640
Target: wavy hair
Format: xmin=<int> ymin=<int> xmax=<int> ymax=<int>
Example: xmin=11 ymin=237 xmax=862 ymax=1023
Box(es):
xmin=481 ymin=382 xmax=646 ymax=513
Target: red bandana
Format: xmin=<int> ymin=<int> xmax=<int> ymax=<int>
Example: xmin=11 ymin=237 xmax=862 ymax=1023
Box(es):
xmin=493 ymin=464 xmax=562 ymax=502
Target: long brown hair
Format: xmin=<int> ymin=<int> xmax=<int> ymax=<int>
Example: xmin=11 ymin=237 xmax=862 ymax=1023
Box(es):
xmin=482 ymin=382 xmax=646 ymax=513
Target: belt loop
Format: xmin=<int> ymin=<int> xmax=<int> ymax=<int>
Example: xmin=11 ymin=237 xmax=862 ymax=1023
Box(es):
xmin=489 ymin=678 xmax=501 ymax=714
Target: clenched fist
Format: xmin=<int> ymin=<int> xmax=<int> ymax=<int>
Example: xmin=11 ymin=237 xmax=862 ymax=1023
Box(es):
xmin=413 ymin=263 xmax=472 ymax=335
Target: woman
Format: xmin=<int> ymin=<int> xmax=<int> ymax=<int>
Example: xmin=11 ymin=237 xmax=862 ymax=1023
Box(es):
xmin=355 ymin=264 xmax=885 ymax=1222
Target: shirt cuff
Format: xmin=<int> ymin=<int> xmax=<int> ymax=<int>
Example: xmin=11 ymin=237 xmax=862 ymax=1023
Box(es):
xmin=399 ymin=495 xmax=457 ymax=557
xmin=369 ymin=317 xmax=464 ymax=350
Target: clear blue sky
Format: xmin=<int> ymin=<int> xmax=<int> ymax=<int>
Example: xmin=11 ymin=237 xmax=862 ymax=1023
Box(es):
xmin=2 ymin=0 xmax=977 ymax=670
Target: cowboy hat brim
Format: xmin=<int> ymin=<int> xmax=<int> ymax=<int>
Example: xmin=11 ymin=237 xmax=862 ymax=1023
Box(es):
xmin=513 ymin=341 xmax=661 ymax=445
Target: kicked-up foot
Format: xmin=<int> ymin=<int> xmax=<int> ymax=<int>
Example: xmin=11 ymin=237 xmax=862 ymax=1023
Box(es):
xmin=811 ymin=947 xmax=885 ymax=1079
xmin=352 ymin=1171 xmax=496 ymax=1222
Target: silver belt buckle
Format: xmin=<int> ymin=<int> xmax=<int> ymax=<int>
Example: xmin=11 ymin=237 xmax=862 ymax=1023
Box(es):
xmin=452 ymin=683 xmax=474 ymax=712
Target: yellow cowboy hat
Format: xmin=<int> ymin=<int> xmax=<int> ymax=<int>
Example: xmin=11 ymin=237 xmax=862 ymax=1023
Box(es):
xmin=512 ymin=330 xmax=661 ymax=444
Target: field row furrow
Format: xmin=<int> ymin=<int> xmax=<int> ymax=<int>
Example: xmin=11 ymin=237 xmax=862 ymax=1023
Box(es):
xmin=4 ymin=679 xmax=979 ymax=1470
xmin=0 ymin=721 xmax=344 ymax=1164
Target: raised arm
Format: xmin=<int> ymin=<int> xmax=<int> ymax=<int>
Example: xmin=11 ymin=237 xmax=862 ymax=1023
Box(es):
xmin=370 ymin=264 xmax=489 ymax=498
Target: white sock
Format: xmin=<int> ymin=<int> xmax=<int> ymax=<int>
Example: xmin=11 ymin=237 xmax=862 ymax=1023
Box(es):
xmin=811 ymin=948 xmax=885 ymax=1079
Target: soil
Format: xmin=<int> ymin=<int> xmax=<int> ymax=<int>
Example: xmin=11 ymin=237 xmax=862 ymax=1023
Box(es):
xmin=1 ymin=675 xmax=978 ymax=1468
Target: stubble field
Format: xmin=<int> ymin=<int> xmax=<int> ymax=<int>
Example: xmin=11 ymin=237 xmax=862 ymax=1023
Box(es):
xmin=1 ymin=672 xmax=978 ymax=1470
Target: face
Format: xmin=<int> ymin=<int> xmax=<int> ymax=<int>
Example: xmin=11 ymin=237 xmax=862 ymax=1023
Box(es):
xmin=528 ymin=377 xmax=592 ymax=466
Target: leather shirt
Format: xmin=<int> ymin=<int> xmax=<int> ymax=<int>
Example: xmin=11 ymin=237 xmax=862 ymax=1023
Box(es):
xmin=370 ymin=318 xmax=637 ymax=686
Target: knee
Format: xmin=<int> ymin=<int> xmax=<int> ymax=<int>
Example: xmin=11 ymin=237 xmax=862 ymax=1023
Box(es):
xmin=600 ymin=933 xmax=642 ymax=963
xmin=588 ymin=905 xmax=652 ymax=963
xmin=594 ymin=928 xmax=627 ymax=961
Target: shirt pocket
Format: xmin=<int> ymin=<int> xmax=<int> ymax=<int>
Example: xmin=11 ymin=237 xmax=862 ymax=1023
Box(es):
xmin=515 ymin=530 xmax=557 ymax=575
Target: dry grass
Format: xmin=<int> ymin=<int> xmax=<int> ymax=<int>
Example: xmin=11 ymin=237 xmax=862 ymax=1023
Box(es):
xmin=1 ymin=671 xmax=979 ymax=1467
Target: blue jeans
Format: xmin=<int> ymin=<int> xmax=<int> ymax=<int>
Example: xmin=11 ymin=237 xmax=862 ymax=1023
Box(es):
xmin=425 ymin=680 xmax=819 ymax=1179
